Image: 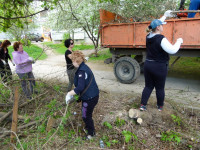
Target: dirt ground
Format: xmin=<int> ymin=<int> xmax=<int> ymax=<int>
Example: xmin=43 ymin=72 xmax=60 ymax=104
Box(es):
xmin=10 ymin=42 xmax=200 ymax=111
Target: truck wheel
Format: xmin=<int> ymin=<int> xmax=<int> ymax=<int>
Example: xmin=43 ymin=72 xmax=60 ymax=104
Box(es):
xmin=114 ymin=57 xmax=140 ymax=84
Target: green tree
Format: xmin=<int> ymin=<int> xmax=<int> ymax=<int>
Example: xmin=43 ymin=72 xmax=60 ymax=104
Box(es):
xmin=0 ymin=0 xmax=59 ymax=31
xmin=47 ymin=0 xmax=102 ymax=55
xmin=47 ymin=0 xmax=182 ymax=56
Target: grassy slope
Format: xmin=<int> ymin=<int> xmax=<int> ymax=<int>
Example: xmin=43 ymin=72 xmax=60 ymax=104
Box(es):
xmin=168 ymin=57 xmax=200 ymax=79
xmin=8 ymin=44 xmax=47 ymax=60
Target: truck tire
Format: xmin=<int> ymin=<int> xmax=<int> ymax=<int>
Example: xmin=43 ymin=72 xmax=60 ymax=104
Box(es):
xmin=114 ymin=57 xmax=140 ymax=84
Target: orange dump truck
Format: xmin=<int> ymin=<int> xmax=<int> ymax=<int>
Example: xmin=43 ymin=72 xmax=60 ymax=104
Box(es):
xmin=100 ymin=9 xmax=200 ymax=84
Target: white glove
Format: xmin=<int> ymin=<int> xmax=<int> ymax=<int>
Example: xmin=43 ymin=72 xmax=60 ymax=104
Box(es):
xmin=11 ymin=60 xmax=15 ymax=66
xmin=28 ymin=57 xmax=35 ymax=63
xmin=85 ymin=57 xmax=89 ymax=61
xmin=65 ymin=93 xmax=73 ymax=104
xmin=177 ymin=38 xmax=183 ymax=44
xmin=1 ymin=60 xmax=6 ymax=65
xmin=164 ymin=10 xmax=174 ymax=18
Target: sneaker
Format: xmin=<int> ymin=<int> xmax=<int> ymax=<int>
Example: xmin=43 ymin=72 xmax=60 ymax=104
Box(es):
xmin=157 ymin=106 xmax=163 ymax=111
xmin=140 ymin=105 xmax=147 ymax=111
xmin=83 ymin=135 xmax=94 ymax=140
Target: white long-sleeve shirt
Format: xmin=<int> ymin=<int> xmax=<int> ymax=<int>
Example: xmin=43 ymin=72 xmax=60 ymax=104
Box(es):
xmin=147 ymin=16 xmax=182 ymax=54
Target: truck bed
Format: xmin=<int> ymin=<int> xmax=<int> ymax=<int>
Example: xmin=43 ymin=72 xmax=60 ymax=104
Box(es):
xmin=100 ymin=9 xmax=200 ymax=50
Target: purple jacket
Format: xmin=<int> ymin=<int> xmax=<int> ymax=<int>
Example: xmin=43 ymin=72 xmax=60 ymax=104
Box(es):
xmin=12 ymin=51 xmax=32 ymax=73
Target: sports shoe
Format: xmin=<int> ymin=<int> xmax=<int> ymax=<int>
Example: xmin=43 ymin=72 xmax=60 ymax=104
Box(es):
xmin=83 ymin=135 xmax=94 ymax=140
xmin=140 ymin=105 xmax=147 ymax=111
xmin=157 ymin=106 xmax=163 ymax=111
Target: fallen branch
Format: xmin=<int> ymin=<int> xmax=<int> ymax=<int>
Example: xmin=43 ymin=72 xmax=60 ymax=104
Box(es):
xmin=0 ymin=120 xmax=42 ymax=139
xmin=0 ymin=91 xmax=48 ymax=124
xmin=18 ymin=120 xmax=40 ymax=130
xmin=0 ymin=103 xmax=13 ymax=107
xmin=0 ymin=112 xmax=27 ymax=121
xmin=0 ymin=130 xmax=24 ymax=150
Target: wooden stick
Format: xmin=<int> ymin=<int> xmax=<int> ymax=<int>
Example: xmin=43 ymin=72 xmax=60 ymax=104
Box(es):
xmin=0 ymin=112 xmax=27 ymax=121
xmin=10 ymin=87 xmax=19 ymax=145
xmin=172 ymin=10 xmax=200 ymax=13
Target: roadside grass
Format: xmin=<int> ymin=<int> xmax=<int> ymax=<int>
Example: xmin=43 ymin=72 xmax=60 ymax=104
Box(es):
xmin=168 ymin=57 xmax=200 ymax=79
xmin=8 ymin=44 xmax=47 ymax=60
xmin=43 ymin=42 xmax=94 ymax=54
xmin=89 ymin=50 xmax=200 ymax=79
xmin=89 ymin=49 xmax=112 ymax=61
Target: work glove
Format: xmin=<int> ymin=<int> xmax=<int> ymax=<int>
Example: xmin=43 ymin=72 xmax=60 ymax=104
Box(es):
xmin=177 ymin=38 xmax=183 ymax=44
xmin=85 ymin=57 xmax=89 ymax=61
xmin=28 ymin=57 xmax=35 ymax=63
xmin=11 ymin=60 xmax=15 ymax=66
xmin=65 ymin=93 xmax=73 ymax=104
xmin=164 ymin=10 xmax=174 ymax=18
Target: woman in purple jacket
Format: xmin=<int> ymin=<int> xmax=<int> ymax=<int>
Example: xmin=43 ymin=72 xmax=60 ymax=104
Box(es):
xmin=12 ymin=42 xmax=36 ymax=99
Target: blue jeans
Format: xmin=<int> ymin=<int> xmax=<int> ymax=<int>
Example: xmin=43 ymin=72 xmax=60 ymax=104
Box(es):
xmin=17 ymin=72 xmax=36 ymax=98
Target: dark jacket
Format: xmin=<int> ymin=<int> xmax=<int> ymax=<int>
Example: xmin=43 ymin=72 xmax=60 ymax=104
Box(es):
xmin=0 ymin=47 xmax=11 ymax=63
xmin=146 ymin=34 xmax=169 ymax=63
xmin=74 ymin=62 xmax=99 ymax=101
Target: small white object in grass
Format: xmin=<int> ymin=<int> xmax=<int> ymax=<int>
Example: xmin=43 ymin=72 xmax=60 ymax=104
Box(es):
xmin=73 ymin=112 xmax=77 ymax=115
xmin=128 ymin=108 xmax=139 ymax=119
xmin=137 ymin=118 xmax=142 ymax=125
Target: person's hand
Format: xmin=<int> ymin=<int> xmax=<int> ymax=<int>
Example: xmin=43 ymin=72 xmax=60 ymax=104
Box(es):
xmin=164 ymin=10 xmax=174 ymax=18
xmin=28 ymin=57 xmax=35 ymax=63
xmin=85 ymin=57 xmax=89 ymax=61
xmin=11 ymin=60 xmax=15 ymax=66
xmin=177 ymin=38 xmax=183 ymax=44
xmin=65 ymin=93 xmax=73 ymax=104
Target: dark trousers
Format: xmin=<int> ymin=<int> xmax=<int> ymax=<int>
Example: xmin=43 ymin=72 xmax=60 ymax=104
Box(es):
xmin=141 ymin=61 xmax=168 ymax=107
xmin=82 ymin=95 xmax=99 ymax=136
xmin=17 ymin=72 xmax=36 ymax=98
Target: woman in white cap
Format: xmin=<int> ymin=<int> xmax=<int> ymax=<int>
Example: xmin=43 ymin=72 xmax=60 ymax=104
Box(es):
xmin=140 ymin=11 xmax=183 ymax=111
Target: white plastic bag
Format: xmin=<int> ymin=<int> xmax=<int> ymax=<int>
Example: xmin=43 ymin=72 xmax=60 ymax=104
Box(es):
xmin=65 ymin=93 xmax=74 ymax=104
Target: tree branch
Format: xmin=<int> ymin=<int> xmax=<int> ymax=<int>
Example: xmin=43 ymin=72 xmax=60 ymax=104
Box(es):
xmin=0 ymin=8 xmax=48 ymax=20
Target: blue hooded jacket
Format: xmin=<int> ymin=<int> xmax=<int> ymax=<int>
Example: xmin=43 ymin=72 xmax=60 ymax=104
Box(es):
xmin=74 ymin=62 xmax=99 ymax=101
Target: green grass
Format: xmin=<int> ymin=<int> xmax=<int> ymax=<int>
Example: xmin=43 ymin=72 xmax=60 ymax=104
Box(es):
xmin=43 ymin=42 xmax=94 ymax=54
xmin=8 ymin=44 xmax=47 ymax=60
xmin=89 ymin=49 xmax=112 ymax=61
xmin=90 ymin=50 xmax=200 ymax=79
xmin=168 ymin=57 xmax=200 ymax=79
